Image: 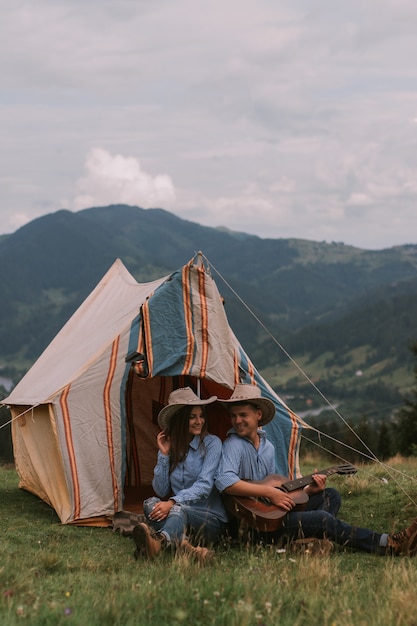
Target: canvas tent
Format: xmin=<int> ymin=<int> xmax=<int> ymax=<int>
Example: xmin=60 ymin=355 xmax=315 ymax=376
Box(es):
xmin=3 ymin=253 xmax=304 ymax=525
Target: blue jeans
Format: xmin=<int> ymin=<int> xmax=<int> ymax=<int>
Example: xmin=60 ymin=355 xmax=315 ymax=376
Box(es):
xmin=286 ymin=487 xmax=384 ymax=552
xmin=277 ymin=510 xmax=383 ymax=553
xmin=303 ymin=487 xmax=341 ymax=516
xmin=143 ymin=497 xmax=227 ymax=546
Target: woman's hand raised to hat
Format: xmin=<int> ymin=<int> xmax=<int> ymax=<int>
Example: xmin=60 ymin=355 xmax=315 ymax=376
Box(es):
xmin=157 ymin=430 xmax=171 ymax=456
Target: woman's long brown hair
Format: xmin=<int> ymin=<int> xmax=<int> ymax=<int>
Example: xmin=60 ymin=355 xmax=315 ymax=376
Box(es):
xmin=167 ymin=405 xmax=208 ymax=472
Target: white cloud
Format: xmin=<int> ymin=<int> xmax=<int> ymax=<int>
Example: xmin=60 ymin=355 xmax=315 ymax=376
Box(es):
xmin=73 ymin=148 xmax=176 ymax=211
xmin=8 ymin=212 xmax=34 ymax=230
xmin=346 ymin=193 xmax=373 ymax=206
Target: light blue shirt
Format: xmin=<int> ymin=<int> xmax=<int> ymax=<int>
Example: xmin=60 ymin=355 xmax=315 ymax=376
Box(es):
xmin=215 ymin=428 xmax=275 ymax=493
xmin=152 ymin=433 xmax=228 ymax=523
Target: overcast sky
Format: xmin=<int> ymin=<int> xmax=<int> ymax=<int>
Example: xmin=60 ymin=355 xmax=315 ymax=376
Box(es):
xmin=2 ymin=0 xmax=417 ymax=250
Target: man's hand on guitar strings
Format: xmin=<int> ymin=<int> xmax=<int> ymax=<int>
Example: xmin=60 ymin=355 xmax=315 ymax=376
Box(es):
xmin=267 ymin=487 xmax=296 ymax=511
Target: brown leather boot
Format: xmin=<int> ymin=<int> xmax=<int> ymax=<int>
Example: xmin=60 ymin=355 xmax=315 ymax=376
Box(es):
xmin=178 ymin=539 xmax=215 ymax=565
xmin=386 ymin=517 xmax=417 ymax=556
xmin=133 ymin=523 xmax=167 ymax=559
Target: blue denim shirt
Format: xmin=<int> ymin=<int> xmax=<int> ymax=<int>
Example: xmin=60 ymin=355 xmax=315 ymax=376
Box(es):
xmin=215 ymin=428 xmax=275 ymax=493
xmin=152 ymin=433 xmax=228 ymax=523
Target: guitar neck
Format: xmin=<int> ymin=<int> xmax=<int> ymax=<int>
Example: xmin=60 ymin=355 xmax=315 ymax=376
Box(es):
xmin=280 ymin=466 xmax=340 ymax=493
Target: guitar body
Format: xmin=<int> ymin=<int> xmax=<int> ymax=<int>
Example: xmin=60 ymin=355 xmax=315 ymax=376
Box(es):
xmin=223 ymin=478 xmax=309 ymax=533
xmin=222 ymin=465 xmax=356 ymax=533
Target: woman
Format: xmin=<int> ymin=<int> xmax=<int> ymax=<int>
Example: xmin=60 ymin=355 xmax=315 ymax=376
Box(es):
xmin=132 ymin=387 xmax=228 ymax=564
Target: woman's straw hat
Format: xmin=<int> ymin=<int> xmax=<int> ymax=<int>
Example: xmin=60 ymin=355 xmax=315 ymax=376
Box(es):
xmin=158 ymin=387 xmax=217 ymax=430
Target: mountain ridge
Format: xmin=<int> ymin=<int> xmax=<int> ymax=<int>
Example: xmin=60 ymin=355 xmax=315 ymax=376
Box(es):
xmin=1 ymin=204 xmax=417 ymax=421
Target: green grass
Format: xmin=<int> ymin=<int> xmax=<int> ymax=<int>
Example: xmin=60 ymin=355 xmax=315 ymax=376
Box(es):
xmin=1 ymin=458 xmax=417 ymax=626
xmin=263 ymin=349 xmax=414 ymax=394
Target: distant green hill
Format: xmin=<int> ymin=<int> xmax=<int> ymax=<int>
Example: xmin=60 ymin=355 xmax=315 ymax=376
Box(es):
xmin=1 ymin=204 xmax=417 ymax=420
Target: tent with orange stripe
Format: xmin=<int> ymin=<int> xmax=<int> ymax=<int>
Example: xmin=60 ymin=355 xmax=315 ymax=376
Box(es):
xmin=3 ymin=253 xmax=304 ymax=525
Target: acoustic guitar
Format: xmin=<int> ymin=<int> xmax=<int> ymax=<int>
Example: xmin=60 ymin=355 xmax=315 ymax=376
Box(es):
xmin=222 ymin=464 xmax=357 ymax=532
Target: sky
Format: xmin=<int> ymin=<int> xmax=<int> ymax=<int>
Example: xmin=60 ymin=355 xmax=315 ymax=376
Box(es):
xmin=2 ymin=0 xmax=417 ymax=250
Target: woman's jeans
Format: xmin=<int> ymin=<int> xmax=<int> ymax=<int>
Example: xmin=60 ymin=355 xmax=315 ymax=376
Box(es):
xmin=143 ymin=496 xmax=227 ymax=546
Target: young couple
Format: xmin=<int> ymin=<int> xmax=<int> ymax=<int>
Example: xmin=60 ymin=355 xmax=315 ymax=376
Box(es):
xmin=133 ymin=384 xmax=417 ymax=564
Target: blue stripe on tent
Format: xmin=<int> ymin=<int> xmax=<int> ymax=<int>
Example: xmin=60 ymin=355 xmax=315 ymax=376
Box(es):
xmin=122 ymin=312 xmax=142 ymax=486
xmin=142 ymin=269 xmax=197 ymax=377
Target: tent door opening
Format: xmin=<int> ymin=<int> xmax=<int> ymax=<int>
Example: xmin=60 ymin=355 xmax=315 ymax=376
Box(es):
xmin=123 ymin=372 xmax=231 ymax=514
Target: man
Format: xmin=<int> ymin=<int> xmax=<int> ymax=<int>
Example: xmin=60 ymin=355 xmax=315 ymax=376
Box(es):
xmin=215 ymin=384 xmax=417 ymax=555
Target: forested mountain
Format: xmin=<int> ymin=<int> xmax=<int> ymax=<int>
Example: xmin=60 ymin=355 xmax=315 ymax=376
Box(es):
xmin=1 ymin=204 xmax=417 ymax=423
